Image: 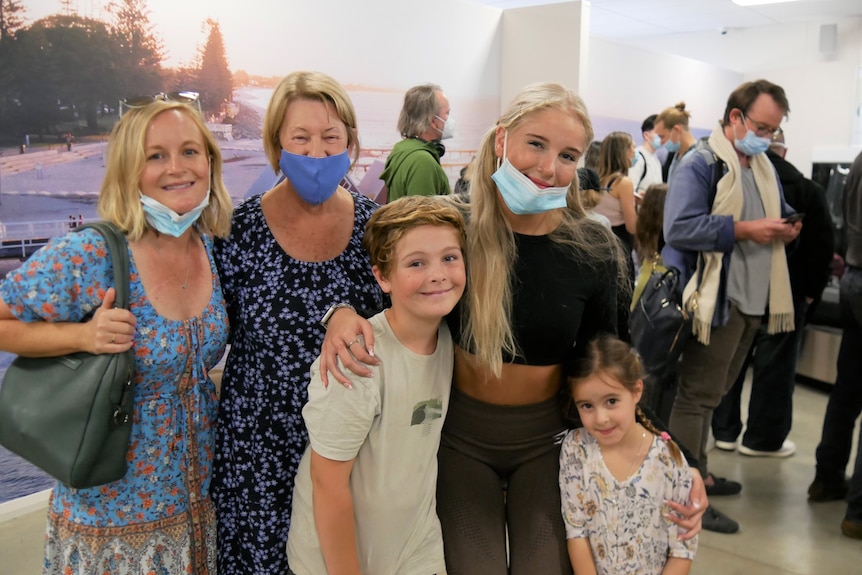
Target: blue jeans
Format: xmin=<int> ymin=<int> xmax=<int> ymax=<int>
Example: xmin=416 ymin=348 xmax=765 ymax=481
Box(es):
xmin=813 ymin=267 xmax=862 ymax=520
xmin=712 ymin=296 xmax=808 ymax=451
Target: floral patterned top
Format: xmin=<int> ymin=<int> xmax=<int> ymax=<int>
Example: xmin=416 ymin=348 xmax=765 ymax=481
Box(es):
xmin=0 ymin=228 xmax=228 ymax=575
xmin=559 ymin=428 xmax=697 ymax=575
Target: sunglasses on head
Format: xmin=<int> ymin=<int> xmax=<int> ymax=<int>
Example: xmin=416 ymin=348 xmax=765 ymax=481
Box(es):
xmin=119 ymin=91 xmax=201 ymax=116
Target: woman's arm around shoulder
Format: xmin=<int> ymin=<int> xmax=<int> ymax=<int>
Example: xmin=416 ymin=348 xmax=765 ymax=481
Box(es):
xmin=319 ymin=306 xmax=380 ymax=388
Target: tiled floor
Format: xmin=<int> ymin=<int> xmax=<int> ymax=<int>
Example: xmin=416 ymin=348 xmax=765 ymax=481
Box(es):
xmin=1 ymin=379 xmax=860 ymax=574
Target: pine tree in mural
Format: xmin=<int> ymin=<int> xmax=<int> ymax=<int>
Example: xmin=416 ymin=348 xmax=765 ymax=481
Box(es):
xmin=0 ymin=0 xmax=26 ymax=41
xmin=108 ymin=0 xmax=164 ymax=97
xmin=196 ymin=18 xmax=232 ymax=116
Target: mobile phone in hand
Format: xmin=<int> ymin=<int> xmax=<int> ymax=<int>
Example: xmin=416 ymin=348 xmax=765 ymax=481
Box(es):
xmin=784 ymin=213 xmax=805 ymax=224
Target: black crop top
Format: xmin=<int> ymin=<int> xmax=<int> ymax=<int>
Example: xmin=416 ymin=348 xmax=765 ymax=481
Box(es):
xmin=447 ymin=231 xmax=619 ymax=374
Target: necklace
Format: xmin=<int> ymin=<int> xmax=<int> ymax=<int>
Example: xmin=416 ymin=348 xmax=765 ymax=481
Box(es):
xmin=153 ymin=239 xmax=192 ymax=289
xmin=622 ymin=430 xmax=648 ymax=481
xmin=600 ymin=428 xmax=648 ymax=505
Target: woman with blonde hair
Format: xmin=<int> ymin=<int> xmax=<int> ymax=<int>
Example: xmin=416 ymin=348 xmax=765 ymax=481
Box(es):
xmin=320 ymin=82 xmax=707 ymax=575
xmin=0 ymin=96 xmax=233 ymax=574
xmin=211 ymin=71 xmax=385 ymax=575
xmin=655 ymin=102 xmax=697 ymax=181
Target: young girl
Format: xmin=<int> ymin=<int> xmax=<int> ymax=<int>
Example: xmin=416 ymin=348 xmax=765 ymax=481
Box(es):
xmin=634 ymin=183 xmax=669 ymax=266
xmin=560 ymin=335 xmax=697 ymax=575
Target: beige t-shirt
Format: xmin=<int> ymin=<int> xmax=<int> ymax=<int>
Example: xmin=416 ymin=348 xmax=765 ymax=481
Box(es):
xmin=287 ymin=311 xmax=452 ymax=575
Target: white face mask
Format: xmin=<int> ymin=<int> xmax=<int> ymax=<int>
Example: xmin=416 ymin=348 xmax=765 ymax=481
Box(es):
xmin=434 ymin=115 xmax=456 ymax=140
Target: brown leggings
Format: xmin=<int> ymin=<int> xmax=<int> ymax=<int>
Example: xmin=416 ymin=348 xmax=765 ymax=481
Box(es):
xmin=436 ymin=388 xmax=572 ymax=575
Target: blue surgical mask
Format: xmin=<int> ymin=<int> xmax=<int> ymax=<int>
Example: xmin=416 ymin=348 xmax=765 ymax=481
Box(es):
xmin=630 ymin=153 xmax=639 ymax=168
xmin=140 ymin=190 xmax=210 ymax=237
xmin=279 ymin=149 xmax=351 ymax=205
xmin=665 ymin=138 xmax=680 ymax=153
xmin=650 ymin=134 xmax=661 ymax=149
xmin=734 ymin=114 xmax=771 ymax=156
xmin=491 ymin=131 xmax=569 ymax=215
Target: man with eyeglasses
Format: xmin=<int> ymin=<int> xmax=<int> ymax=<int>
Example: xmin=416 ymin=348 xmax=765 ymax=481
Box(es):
xmin=381 ymin=84 xmax=454 ymax=202
xmin=660 ymin=79 xmax=801 ymax=534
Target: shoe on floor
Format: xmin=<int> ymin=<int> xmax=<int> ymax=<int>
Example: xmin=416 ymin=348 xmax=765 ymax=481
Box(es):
xmin=738 ymin=439 xmax=796 ymax=458
xmin=808 ymin=478 xmax=849 ymax=502
xmin=703 ymin=505 xmax=740 ymax=534
xmin=841 ymin=519 xmax=862 ymax=539
xmin=705 ymin=473 xmax=742 ymax=496
xmin=714 ymin=439 xmax=737 ymax=451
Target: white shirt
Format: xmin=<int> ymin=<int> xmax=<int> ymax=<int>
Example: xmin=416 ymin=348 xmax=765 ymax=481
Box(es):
xmin=629 ymin=145 xmax=663 ymax=197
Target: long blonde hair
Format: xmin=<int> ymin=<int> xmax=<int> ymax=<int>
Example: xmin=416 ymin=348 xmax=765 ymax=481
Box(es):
xmin=463 ymin=83 xmax=627 ymax=377
xmin=97 ymin=100 xmax=232 ymax=241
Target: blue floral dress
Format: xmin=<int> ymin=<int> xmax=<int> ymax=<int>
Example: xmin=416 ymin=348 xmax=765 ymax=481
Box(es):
xmin=212 ymin=192 xmax=384 ymax=575
xmin=0 ymin=229 xmax=228 ymax=575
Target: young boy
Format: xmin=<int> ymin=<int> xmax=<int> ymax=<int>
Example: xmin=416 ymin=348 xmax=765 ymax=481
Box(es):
xmin=286 ymin=196 xmax=467 ymax=575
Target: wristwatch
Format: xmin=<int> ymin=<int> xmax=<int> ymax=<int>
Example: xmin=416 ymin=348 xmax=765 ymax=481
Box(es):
xmin=320 ymin=303 xmax=356 ymax=329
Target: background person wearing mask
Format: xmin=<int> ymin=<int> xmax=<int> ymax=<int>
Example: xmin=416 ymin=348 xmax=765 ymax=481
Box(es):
xmin=655 ymin=102 xmax=698 ymax=183
xmin=381 ymin=83 xmax=454 ymax=202
xmin=629 ymin=114 xmax=664 ymax=199
xmin=712 ymin=131 xmax=833 ymax=459
xmin=661 ymin=79 xmax=800 ymax=534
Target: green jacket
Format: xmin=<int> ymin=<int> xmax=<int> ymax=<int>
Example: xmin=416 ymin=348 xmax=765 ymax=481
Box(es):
xmin=380 ymin=138 xmax=451 ymax=202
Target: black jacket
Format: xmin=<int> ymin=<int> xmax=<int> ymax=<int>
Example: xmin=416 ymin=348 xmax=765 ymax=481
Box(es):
xmin=766 ymin=150 xmax=834 ymax=302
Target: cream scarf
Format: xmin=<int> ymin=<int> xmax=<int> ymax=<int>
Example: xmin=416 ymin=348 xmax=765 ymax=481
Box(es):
xmin=682 ymin=123 xmax=795 ymax=345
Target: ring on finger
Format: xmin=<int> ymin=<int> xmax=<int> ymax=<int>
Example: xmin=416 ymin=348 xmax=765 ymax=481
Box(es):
xmin=346 ymin=338 xmax=360 ymax=347
xmin=111 ymin=334 xmax=116 ymax=344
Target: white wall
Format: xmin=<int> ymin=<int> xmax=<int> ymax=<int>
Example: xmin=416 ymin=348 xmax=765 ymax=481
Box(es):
xmin=500 ymin=1 xmax=589 ymax=110
xmin=585 ymin=37 xmax=743 ymax=140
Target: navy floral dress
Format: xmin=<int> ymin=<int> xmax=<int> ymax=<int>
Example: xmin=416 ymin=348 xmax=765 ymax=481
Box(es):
xmin=212 ymin=192 xmax=384 ymax=575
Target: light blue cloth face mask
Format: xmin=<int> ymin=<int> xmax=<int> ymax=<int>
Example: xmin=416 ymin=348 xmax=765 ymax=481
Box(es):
xmin=491 ymin=131 xmax=570 ymax=215
xmin=140 ymin=190 xmax=210 ymax=237
xmin=278 ymin=149 xmax=351 ymax=206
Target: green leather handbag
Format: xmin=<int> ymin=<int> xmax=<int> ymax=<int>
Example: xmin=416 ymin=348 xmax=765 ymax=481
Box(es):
xmin=0 ymin=222 xmax=135 ymax=489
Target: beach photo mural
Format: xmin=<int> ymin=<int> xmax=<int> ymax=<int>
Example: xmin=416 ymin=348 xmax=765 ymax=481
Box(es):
xmin=0 ymin=0 xmax=504 ymax=502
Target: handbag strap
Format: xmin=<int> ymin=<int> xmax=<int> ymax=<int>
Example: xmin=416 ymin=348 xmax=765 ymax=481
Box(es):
xmin=74 ymin=222 xmax=130 ymax=311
